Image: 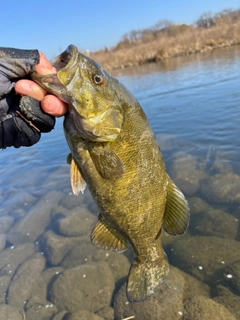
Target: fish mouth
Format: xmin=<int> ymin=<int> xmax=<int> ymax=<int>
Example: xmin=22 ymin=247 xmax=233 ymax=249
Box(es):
xmin=31 ymin=45 xmax=79 ymax=100
xmin=51 ymin=44 xmax=76 ymax=70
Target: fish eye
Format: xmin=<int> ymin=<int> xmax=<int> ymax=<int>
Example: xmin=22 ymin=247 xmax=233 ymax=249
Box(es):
xmin=92 ymin=74 xmax=104 ymax=85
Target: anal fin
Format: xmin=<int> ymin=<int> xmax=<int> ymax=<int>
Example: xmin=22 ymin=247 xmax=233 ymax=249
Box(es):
xmin=90 ymin=214 xmax=128 ymax=252
xmin=163 ymin=175 xmax=190 ymax=235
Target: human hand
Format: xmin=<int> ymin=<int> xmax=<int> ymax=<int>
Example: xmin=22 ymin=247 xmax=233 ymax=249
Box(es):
xmin=0 ymin=47 xmax=67 ymax=149
xmin=15 ymin=52 xmax=68 ymax=117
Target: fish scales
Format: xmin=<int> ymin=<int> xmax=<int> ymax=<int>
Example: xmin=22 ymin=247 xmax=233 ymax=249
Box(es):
xmin=31 ymin=45 xmax=189 ymax=302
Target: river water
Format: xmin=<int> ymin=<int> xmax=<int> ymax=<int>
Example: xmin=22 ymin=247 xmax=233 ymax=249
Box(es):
xmin=0 ymin=46 xmax=239 ymax=319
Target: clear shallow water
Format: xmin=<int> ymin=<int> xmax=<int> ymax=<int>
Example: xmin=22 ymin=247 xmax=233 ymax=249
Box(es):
xmin=0 ymin=46 xmax=239 ymax=319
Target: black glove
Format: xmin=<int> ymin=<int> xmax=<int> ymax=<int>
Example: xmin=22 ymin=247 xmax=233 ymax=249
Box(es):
xmin=0 ymin=47 xmax=55 ymax=149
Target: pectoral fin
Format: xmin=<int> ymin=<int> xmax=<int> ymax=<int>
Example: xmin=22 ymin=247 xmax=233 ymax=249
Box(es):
xmin=163 ymin=176 xmax=190 ymax=235
xmin=67 ymin=153 xmax=87 ymax=195
xmin=89 ymin=144 xmax=124 ymax=180
xmin=90 ymin=214 xmax=128 ymax=252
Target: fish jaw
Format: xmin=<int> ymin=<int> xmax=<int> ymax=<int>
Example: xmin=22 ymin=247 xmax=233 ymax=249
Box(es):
xmin=31 ymin=45 xmax=80 ymax=103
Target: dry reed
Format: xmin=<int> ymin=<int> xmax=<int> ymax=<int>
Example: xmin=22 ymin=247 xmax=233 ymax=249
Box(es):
xmin=90 ymin=11 xmax=240 ymax=71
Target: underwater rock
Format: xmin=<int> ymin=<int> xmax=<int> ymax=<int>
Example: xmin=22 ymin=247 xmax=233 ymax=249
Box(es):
xmin=95 ymin=306 xmax=114 ymax=320
xmin=63 ymin=310 xmax=104 ymax=320
xmin=60 ymin=241 xmax=99 ymax=268
xmin=168 ymin=236 xmax=240 ymax=283
xmin=201 ymin=172 xmax=240 ymax=204
xmin=156 ymin=133 xmax=193 ymax=153
xmin=214 ymin=285 xmax=240 ymax=318
xmin=49 ymin=262 xmax=115 ymax=313
xmin=7 ymin=253 xmax=46 ymax=310
xmin=186 ymin=197 xmax=210 ymax=215
xmin=50 ymin=205 xmax=69 ymax=221
xmin=169 ymin=152 xmax=205 ymax=197
xmin=54 ymin=207 xmax=96 ymax=237
xmin=0 ymin=234 xmax=6 ymax=252
xmin=1 ymin=189 xmax=36 ymax=213
xmin=7 ymin=190 xmax=63 ymax=245
xmin=59 ymin=192 xmax=86 ymax=210
xmin=114 ymin=266 xmax=184 ymax=320
xmin=162 ymin=229 xmax=181 ymax=247
xmin=92 ymin=249 xmax=130 ymax=282
xmin=60 ymin=240 xmax=130 ymax=282
xmin=0 ymin=243 xmax=35 ymax=277
xmin=41 ymin=266 xmax=64 ymax=285
xmin=0 ymin=275 xmax=11 ymax=303
xmin=51 ymin=311 xmax=69 ymax=320
xmin=177 ymin=268 xmax=210 ymax=300
xmin=39 ymin=230 xmax=82 ymax=266
xmin=10 ymin=209 xmax=26 ymax=220
xmin=190 ymin=209 xmax=238 ymax=239
xmin=223 ymin=261 xmax=240 ymax=294
xmin=0 ymin=304 xmax=24 ymax=320
xmin=183 ymin=295 xmax=236 ymax=320
xmin=0 ymin=216 xmax=14 ymax=233
xmin=25 ymin=266 xmax=63 ymax=310
xmin=25 ymin=303 xmax=57 ymax=320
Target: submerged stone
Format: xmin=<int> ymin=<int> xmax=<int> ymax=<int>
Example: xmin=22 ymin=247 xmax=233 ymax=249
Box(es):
xmin=114 ymin=266 xmax=184 ymax=320
xmin=0 ymin=275 xmax=11 ymax=303
xmin=7 ymin=190 xmax=63 ymax=245
xmin=0 ymin=243 xmax=35 ymax=277
xmin=201 ymin=172 xmax=240 ymax=204
xmin=7 ymin=253 xmax=46 ymax=309
xmin=183 ymin=295 xmax=236 ymax=320
xmin=168 ymin=236 xmax=240 ymax=283
xmin=0 ymin=216 xmax=14 ymax=233
xmin=214 ymin=285 xmax=240 ymax=319
xmin=63 ymin=310 xmax=104 ymax=320
xmin=169 ymin=152 xmax=205 ymax=197
xmin=0 ymin=304 xmax=24 ymax=320
xmin=0 ymin=234 xmax=6 ymax=252
xmin=190 ymin=208 xmax=238 ymax=239
xmin=39 ymin=230 xmax=83 ymax=266
xmin=54 ymin=207 xmax=96 ymax=237
xmin=49 ymin=262 xmax=115 ymax=313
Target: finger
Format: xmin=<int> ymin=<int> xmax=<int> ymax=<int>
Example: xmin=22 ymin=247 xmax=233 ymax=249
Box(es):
xmin=41 ymin=95 xmax=68 ymax=117
xmin=35 ymin=52 xmax=57 ymax=75
xmin=15 ymin=79 xmax=47 ymax=101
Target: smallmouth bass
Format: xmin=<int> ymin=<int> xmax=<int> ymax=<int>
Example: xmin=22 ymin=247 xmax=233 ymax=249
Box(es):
xmin=32 ymin=45 xmax=189 ymax=302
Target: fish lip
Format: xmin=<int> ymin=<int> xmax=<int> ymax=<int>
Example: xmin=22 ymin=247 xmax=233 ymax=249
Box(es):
xmin=31 ymin=45 xmax=79 ymax=97
xmin=51 ymin=44 xmax=77 ymax=71
xmin=33 ymin=45 xmax=78 ymax=82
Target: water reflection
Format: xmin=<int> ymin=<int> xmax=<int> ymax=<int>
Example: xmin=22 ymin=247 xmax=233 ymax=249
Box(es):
xmin=0 ymin=46 xmax=239 ymax=319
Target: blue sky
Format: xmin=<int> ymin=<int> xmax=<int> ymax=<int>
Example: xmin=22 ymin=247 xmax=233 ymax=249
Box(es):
xmin=1 ymin=0 xmax=239 ymax=59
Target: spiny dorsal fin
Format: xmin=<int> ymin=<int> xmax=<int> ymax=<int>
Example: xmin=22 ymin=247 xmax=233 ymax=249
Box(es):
xmin=90 ymin=214 xmax=128 ymax=252
xmin=89 ymin=144 xmax=124 ymax=180
xmin=163 ymin=176 xmax=190 ymax=235
xmin=67 ymin=153 xmax=87 ymax=195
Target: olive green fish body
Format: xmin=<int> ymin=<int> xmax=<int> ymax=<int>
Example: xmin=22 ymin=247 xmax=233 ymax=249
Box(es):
xmin=31 ymin=45 xmax=189 ymax=302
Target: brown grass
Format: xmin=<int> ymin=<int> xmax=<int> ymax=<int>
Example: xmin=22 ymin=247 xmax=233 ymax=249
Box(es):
xmin=89 ymin=10 xmax=240 ymax=71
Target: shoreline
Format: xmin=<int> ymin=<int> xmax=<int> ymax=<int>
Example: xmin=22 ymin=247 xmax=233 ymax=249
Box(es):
xmin=90 ymin=19 xmax=240 ymax=71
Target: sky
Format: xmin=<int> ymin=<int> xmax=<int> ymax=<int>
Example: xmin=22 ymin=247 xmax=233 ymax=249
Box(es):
xmin=1 ymin=0 xmax=239 ymax=59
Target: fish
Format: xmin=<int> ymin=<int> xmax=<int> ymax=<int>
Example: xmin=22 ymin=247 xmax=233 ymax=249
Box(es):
xmin=31 ymin=45 xmax=189 ymax=302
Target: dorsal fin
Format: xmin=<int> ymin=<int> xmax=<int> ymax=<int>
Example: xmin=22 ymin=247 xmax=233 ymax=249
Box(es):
xmin=163 ymin=176 xmax=190 ymax=235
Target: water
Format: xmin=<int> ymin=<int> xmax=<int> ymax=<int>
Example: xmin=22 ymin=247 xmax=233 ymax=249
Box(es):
xmin=0 ymin=46 xmax=240 ymax=319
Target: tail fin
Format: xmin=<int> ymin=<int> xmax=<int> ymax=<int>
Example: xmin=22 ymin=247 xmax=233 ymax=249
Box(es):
xmin=127 ymin=254 xmax=169 ymax=302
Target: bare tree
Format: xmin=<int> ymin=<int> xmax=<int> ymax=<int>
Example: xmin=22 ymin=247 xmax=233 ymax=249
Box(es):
xmin=196 ymin=12 xmax=215 ymax=28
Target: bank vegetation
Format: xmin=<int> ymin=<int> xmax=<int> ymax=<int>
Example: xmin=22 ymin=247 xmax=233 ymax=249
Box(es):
xmin=89 ymin=8 xmax=240 ymax=71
